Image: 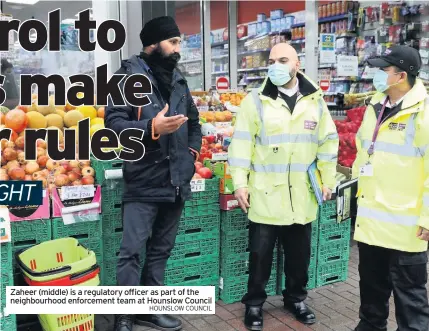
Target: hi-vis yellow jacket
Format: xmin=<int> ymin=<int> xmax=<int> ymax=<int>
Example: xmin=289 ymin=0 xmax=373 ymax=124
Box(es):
xmin=352 ymin=78 xmax=429 ymax=252
xmin=228 ymin=74 xmax=339 ymax=225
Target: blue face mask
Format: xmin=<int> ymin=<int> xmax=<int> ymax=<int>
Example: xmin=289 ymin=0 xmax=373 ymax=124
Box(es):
xmin=268 ymin=62 xmax=293 ymax=86
xmin=373 ymin=69 xmax=401 ymax=93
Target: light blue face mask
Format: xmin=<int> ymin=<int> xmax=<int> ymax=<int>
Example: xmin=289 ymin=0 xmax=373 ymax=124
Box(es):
xmin=268 ymin=62 xmax=293 ymax=86
xmin=373 ymin=69 xmax=401 ymax=93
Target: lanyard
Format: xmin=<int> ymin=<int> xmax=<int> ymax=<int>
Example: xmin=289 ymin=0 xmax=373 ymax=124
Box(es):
xmin=367 ymin=97 xmax=389 ymax=156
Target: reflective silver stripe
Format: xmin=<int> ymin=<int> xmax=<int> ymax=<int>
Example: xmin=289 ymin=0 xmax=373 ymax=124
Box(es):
xmin=357 ymin=206 xmax=418 ymax=226
xmin=419 ymin=144 xmax=428 ymax=157
xmin=423 ymin=195 xmax=429 ymax=207
xmin=256 ymin=133 xmax=318 ymax=146
xmin=318 ymin=133 xmax=339 ymax=146
xmin=317 ymin=153 xmax=338 ymax=162
xmin=233 ymin=130 xmax=252 ymax=141
xmin=251 ymin=163 xmax=309 ymax=173
xmin=252 ymin=89 xmax=264 ymax=123
xmin=360 ymin=140 xmax=420 ymax=157
xmin=228 ymin=157 xmax=251 ymax=168
xmin=404 ymin=113 xmax=417 ymax=145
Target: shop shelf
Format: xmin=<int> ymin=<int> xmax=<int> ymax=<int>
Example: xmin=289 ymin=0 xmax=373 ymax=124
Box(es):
xmin=316 ymin=260 xmax=348 ymax=287
xmin=219 ymin=273 xmax=277 ymax=305
xmin=165 ymin=257 xmax=219 ymax=285
xmin=91 ymin=157 xmax=124 ymax=185
xmin=52 ymin=217 xmax=102 ymax=240
xmin=318 ymin=219 xmax=351 ymax=245
xmin=11 ymin=219 xmax=52 ymax=246
xmin=318 ymin=239 xmax=350 ymax=265
xmin=177 ymin=213 xmax=220 ymax=237
xmin=101 ymin=183 xmax=123 ymax=210
xmin=181 ymin=203 xmax=220 ymax=218
xmin=318 ymin=200 xmax=337 ymax=225
xmin=220 ymin=209 xmax=249 ymax=233
xmin=170 ymin=231 xmax=219 ymax=262
xmin=220 ymin=229 xmax=249 ymax=256
xmin=0 ymin=314 xmax=16 ymax=331
xmin=102 ymin=211 xmax=123 ymax=236
xmin=220 ymin=251 xmax=277 ymax=279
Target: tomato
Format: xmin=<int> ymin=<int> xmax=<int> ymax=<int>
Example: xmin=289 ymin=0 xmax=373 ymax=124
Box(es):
xmin=197 ymin=167 xmax=212 ymax=179
xmin=195 ymin=162 xmax=203 ymax=172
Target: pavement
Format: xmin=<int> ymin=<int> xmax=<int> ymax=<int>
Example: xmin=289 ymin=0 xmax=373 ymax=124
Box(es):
xmin=95 ymin=240 xmax=429 ymax=331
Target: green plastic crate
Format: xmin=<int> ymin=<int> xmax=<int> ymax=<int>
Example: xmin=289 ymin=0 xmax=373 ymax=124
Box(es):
xmin=318 ymin=219 xmax=351 ymax=245
xmin=101 ymin=183 xmax=123 ymax=209
xmin=316 ymin=260 xmax=348 ymax=287
xmin=165 ymin=257 xmax=219 ymax=285
xmin=170 ymin=231 xmax=219 ymax=262
xmin=1 ymin=243 xmax=12 ymax=273
xmin=187 ymin=177 xmax=219 ymax=202
xmin=79 ymin=237 xmax=103 ymax=265
xmin=317 ymin=239 xmax=350 ymax=265
xmin=11 ymin=244 xmax=32 ymax=275
xmin=102 ymin=211 xmax=123 ymax=236
xmin=311 ymin=219 xmax=319 ymax=242
xmin=220 ymin=251 xmax=277 ymax=279
xmin=277 ymin=265 xmax=316 ymax=295
xmin=220 ymin=209 xmax=249 ymax=233
xmin=219 ymin=273 xmax=277 ymax=305
xmin=92 ymin=157 xmax=124 ymax=185
xmin=185 ymin=191 xmax=219 ymax=207
xmin=1 ymin=268 xmax=13 ymax=313
xmin=166 ymin=275 xmax=219 ymax=301
xmin=220 ymin=229 xmax=249 ymax=256
xmin=11 ymin=219 xmax=52 ymax=246
xmin=52 ymin=217 xmax=102 ymax=240
xmin=0 ymin=314 xmax=16 ymax=331
xmin=177 ymin=213 xmax=220 ymax=237
xmin=102 ymin=232 xmax=123 ymax=260
xmin=102 ymin=257 xmax=117 ymax=286
xmin=318 ymin=200 xmax=337 ymax=225
xmin=182 ymin=204 xmax=220 ymax=218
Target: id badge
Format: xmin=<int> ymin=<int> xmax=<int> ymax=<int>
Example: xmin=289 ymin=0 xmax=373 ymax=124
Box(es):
xmin=359 ymin=163 xmax=373 ymax=177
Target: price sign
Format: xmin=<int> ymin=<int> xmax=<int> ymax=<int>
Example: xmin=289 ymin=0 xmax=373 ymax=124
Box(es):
xmin=0 ymin=207 xmax=11 ymax=243
xmin=227 ymin=199 xmax=238 ymax=209
xmin=198 ymin=106 xmax=209 ymax=112
xmin=212 ymin=152 xmax=228 ymax=161
xmin=61 ymin=185 xmax=95 ymax=201
xmin=215 ymin=122 xmax=232 ymax=128
xmin=337 ymin=55 xmax=359 ymax=77
xmin=191 ymin=179 xmax=206 ymax=192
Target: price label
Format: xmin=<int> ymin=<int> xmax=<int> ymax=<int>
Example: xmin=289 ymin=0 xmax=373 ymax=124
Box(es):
xmin=227 ymin=199 xmax=238 ymax=209
xmin=61 ymin=185 xmax=95 ymax=201
xmin=0 ymin=207 xmax=11 ymax=243
xmin=215 ymin=122 xmax=232 ymax=128
xmin=420 ymin=50 xmax=429 ymax=58
xmin=198 ymin=106 xmax=209 ymax=112
xmin=212 ymin=152 xmax=228 ymax=161
xmin=191 ymin=179 xmax=206 ymax=192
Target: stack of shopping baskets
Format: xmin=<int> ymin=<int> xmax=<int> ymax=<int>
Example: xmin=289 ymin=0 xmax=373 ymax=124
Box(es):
xmin=15 ymin=237 xmax=100 ymax=331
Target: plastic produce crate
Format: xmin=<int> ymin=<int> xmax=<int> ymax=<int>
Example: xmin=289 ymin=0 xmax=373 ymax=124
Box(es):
xmin=318 ymin=200 xmax=337 ymax=225
xmin=1 ymin=244 xmax=13 ymax=313
xmin=52 ymin=217 xmax=102 ymax=240
xmin=318 ymin=239 xmax=350 ymax=265
xmin=316 ymin=260 xmax=348 ymax=287
xmin=219 ymin=273 xmax=277 ymax=305
xmin=102 ymin=257 xmax=117 ymax=286
xmin=318 ymin=219 xmax=351 ymax=245
xmin=170 ymin=231 xmax=219 ymax=262
xmin=92 ymin=157 xmax=124 ymax=185
xmin=220 ymin=251 xmax=277 ymax=279
xmin=101 ymin=183 xmax=123 ymax=210
xmin=79 ymin=238 xmax=104 ymax=267
xmin=220 ymin=209 xmax=249 ymax=233
xmin=102 ymin=211 xmax=123 ymax=236
xmin=220 ymin=229 xmax=249 ymax=256
xmin=0 ymin=314 xmax=17 ymax=331
xmin=12 ymin=244 xmax=32 ymax=275
xmin=165 ymin=256 xmax=219 ymax=285
xmin=277 ymin=264 xmax=317 ymax=295
xmin=167 ymin=275 xmax=219 ymax=301
xmin=1 ymin=242 xmax=12 ymax=274
xmin=177 ymin=213 xmax=220 ymax=237
xmin=181 ymin=203 xmax=220 ymax=218
xmin=102 ymin=232 xmax=123 ymax=260
xmin=186 ymin=178 xmax=220 ymax=203
xmin=11 ymin=219 xmax=52 ymax=246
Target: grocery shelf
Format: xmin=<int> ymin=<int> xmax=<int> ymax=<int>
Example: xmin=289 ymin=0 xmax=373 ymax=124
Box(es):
xmin=237 ymin=67 xmax=268 ymax=72
xmin=238 ymin=48 xmax=271 ymax=56
xmin=292 ymin=14 xmax=349 ymax=28
xmin=179 ymin=58 xmax=202 ymax=64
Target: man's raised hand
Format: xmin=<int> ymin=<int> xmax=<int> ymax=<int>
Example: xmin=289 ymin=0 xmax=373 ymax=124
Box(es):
xmin=153 ymin=104 xmax=188 ymax=135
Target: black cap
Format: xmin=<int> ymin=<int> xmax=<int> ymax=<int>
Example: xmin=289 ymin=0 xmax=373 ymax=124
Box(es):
xmin=367 ymin=45 xmax=422 ymax=76
xmin=140 ymin=16 xmax=181 ymax=47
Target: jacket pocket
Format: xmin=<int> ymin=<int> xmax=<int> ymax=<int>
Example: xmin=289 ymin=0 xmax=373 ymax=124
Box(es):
xmin=251 ymin=173 xmax=287 ymax=219
xmin=181 ymin=150 xmax=196 ymax=184
xmin=395 ymin=252 xmax=428 ymax=286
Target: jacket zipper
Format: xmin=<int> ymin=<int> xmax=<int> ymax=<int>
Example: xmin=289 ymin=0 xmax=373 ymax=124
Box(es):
xmin=288 ymin=153 xmax=294 ymax=212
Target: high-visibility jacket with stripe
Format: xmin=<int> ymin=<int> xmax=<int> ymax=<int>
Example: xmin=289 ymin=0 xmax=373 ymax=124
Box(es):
xmin=228 ymin=74 xmax=339 ymax=226
xmin=352 ymin=79 xmax=429 ymax=252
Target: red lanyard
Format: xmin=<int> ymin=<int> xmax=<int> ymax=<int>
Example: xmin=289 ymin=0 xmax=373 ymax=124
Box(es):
xmin=367 ymin=97 xmax=389 ymax=156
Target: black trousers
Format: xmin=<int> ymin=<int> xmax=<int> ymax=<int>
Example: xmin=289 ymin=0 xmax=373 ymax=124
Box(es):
xmin=241 ymin=221 xmax=312 ymax=307
xmin=357 ymin=242 xmax=429 ymax=331
xmin=116 ymin=199 xmax=184 ymax=286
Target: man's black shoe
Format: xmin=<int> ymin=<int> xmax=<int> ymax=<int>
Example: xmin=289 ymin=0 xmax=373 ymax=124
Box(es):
xmin=135 ymin=314 xmax=182 ymax=331
xmin=244 ymin=306 xmax=263 ymax=331
xmin=284 ymin=301 xmax=316 ymax=325
xmin=114 ymin=314 xmax=134 ymax=331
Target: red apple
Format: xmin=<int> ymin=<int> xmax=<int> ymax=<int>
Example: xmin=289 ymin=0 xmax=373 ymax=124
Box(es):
xmin=81 ymin=175 xmax=94 ymax=185
xmin=197 ymin=167 xmax=212 ymax=179
xmin=193 ymin=173 xmax=202 ymax=179
xmin=194 ymin=162 xmax=203 ymax=172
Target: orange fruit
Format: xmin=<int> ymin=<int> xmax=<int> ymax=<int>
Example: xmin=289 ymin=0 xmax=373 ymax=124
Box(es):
xmin=0 ymin=113 xmax=4 ymax=125
xmin=5 ymin=109 xmax=28 ymax=133
xmin=97 ymin=107 xmax=105 ymax=118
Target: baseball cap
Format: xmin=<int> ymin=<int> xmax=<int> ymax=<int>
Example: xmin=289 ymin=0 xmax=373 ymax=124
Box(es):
xmin=367 ymin=45 xmax=422 ymax=76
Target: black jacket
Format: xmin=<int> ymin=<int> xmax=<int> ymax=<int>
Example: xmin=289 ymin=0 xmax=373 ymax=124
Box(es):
xmin=105 ymin=55 xmax=202 ymax=202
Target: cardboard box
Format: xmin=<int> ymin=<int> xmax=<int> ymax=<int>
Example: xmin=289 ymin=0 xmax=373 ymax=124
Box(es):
xmin=220 ymin=178 xmax=234 ymax=194
xmin=337 ymin=164 xmax=352 ymax=180
xmin=9 ymin=190 xmax=50 ymax=222
xmin=214 ymin=162 xmax=232 ymax=179
xmin=51 ymin=185 xmax=101 ymax=221
xmin=219 ymin=194 xmax=239 ymax=211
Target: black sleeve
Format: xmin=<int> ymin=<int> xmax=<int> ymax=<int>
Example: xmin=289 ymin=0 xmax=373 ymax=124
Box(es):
xmin=186 ymin=88 xmax=202 ymax=153
xmin=104 ymin=67 xmax=150 ymax=137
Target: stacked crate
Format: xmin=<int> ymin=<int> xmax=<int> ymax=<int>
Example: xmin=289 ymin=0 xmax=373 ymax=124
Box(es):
xmin=1 ymin=242 xmax=16 ymax=331
xmin=276 ymin=219 xmax=319 ymax=295
xmin=165 ymin=178 xmax=220 ymax=297
xmin=316 ymin=200 xmax=350 ymax=287
xmin=92 ymin=157 xmax=125 ymax=286
xmin=219 ymin=209 xmax=277 ymax=304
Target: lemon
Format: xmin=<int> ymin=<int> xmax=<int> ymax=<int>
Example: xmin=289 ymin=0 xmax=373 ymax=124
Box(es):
xmin=90 ymin=123 xmax=104 ymax=137
xmin=77 ymin=106 xmax=97 ymax=120
xmin=90 ymin=117 xmax=104 ymax=126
